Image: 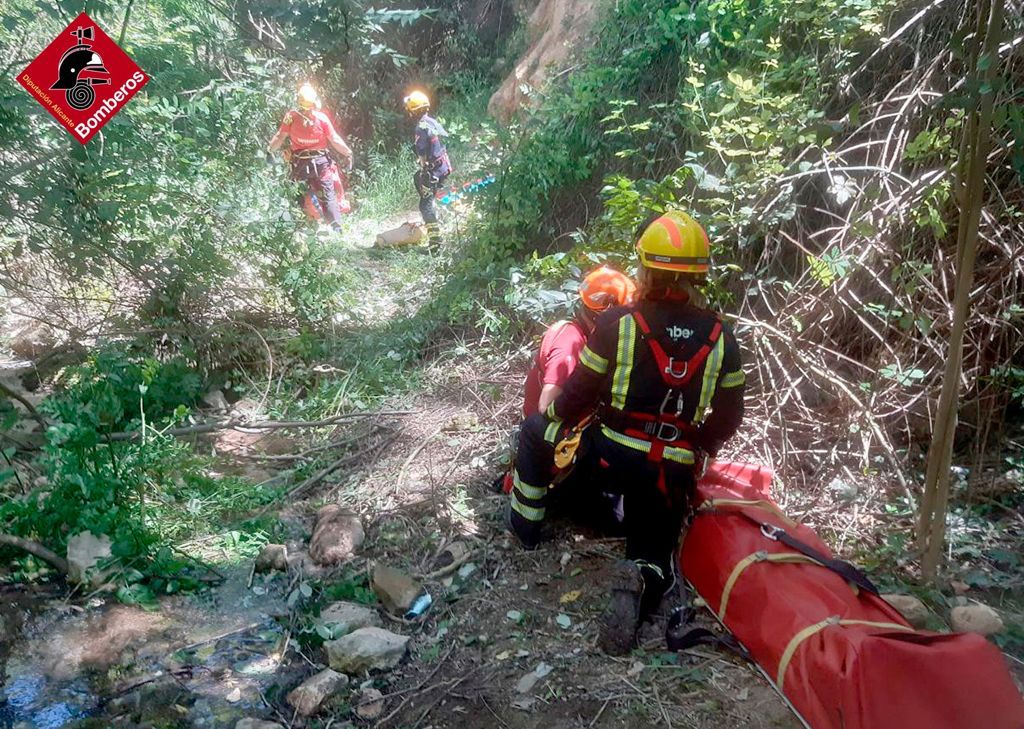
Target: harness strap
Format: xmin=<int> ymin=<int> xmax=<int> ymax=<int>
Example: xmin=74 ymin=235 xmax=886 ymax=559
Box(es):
xmin=632 ymin=311 xmax=722 ymax=388
xmin=666 ymin=606 xmax=751 ymax=659
xmin=702 ymin=508 xmax=879 ymax=596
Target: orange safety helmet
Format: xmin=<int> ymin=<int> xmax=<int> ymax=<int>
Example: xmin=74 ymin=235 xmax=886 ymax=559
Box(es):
xmin=635 ymin=210 xmax=710 ymax=274
xmin=578 ymin=265 xmax=637 ymax=312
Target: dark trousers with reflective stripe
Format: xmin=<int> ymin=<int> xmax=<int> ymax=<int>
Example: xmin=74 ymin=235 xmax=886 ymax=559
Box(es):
xmin=414 ymin=169 xmax=446 ymax=242
xmin=513 ymin=413 xmax=695 ymax=581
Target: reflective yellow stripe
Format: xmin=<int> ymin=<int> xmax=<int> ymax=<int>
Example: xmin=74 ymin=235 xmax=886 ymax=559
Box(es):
xmin=544 ymin=420 xmax=561 ymax=444
xmin=511 ymin=493 xmax=545 ymax=522
xmin=579 ymin=345 xmax=609 ymax=375
xmin=693 ymin=336 xmax=725 ymax=423
xmin=776 ymin=617 xmax=912 ymax=691
xmin=545 ymin=401 xmax=561 ymax=421
xmin=513 ymin=471 xmax=547 ymax=500
xmin=720 ymin=369 xmax=745 ymax=388
xmin=599 ymin=425 xmax=695 ymax=465
xmin=610 ymin=316 xmax=636 ymax=410
xmin=718 ymin=551 xmax=826 ymax=621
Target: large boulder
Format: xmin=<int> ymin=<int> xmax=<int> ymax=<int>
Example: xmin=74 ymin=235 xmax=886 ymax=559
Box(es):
xmin=881 ymin=594 xmax=929 ymax=629
xmin=950 ymin=604 xmax=1005 ymax=636
xmin=371 ymin=564 xmax=423 ymax=614
xmin=325 ymin=627 xmax=409 ymax=674
xmin=487 ymin=0 xmax=606 ymax=123
xmin=309 ymin=505 xmax=364 ymax=566
xmin=317 ymin=601 xmax=382 ymax=638
xmin=286 ymin=668 xmax=349 ymax=717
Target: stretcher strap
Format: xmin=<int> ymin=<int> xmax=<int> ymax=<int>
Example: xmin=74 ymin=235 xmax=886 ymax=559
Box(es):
xmin=718 ymin=551 xmax=826 ymax=621
xmin=776 ymin=617 xmax=913 ymax=691
xmin=698 ymin=498 xmax=798 ymax=527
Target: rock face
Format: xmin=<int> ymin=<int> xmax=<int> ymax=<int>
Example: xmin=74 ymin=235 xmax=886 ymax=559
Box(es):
xmin=881 ymin=594 xmax=930 ymax=629
xmin=372 ymin=565 xmax=422 ymax=614
xmin=325 ymin=627 xmax=409 ymax=674
xmin=487 ymin=0 xmax=605 ymax=122
xmin=309 ymin=505 xmax=365 ymax=566
xmin=235 ymin=720 xmax=284 ymax=729
xmin=66 ymin=531 xmax=113 ymax=586
xmin=254 ymin=543 xmax=289 ymax=573
xmin=287 ymin=668 xmax=349 ymax=717
xmin=950 ymin=604 xmax=1005 ymax=636
xmin=317 ymin=601 xmax=382 ymax=637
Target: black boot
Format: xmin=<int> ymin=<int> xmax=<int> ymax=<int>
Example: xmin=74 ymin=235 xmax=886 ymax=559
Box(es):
xmin=599 ymin=560 xmax=644 ymax=656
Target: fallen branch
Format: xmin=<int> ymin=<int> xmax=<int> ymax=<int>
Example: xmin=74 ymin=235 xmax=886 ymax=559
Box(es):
xmin=0 ymin=533 xmax=69 ymax=574
xmin=107 ymin=410 xmax=414 ymax=442
xmin=0 ymin=380 xmax=47 ymax=431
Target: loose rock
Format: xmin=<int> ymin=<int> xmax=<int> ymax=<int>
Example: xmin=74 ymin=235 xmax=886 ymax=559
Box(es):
xmin=372 ymin=564 xmax=422 ymax=614
xmin=881 ymin=594 xmax=930 ymax=629
xmin=202 ymin=389 xmax=231 ymax=410
xmin=287 ymin=668 xmax=349 ymax=717
xmin=354 ymin=687 xmax=385 ymax=720
xmin=309 ymin=505 xmax=365 ymax=566
xmin=950 ymin=604 xmax=1005 ymax=636
xmin=66 ymin=531 xmax=113 ymax=586
xmin=326 ymin=627 xmax=410 ymax=674
xmin=254 ymin=543 xmax=289 ymax=573
xmin=235 ymin=720 xmax=284 ymax=729
xmin=317 ymin=601 xmax=382 ymax=638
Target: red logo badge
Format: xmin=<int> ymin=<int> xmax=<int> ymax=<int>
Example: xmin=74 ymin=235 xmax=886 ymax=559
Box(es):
xmin=17 ymin=12 xmax=149 ymax=144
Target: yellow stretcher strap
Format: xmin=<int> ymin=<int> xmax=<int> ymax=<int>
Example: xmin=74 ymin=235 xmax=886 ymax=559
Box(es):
xmin=776 ymin=617 xmax=913 ymax=691
xmin=718 ymin=551 xmax=827 ymax=621
xmin=698 ymin=498 xmax=798 ymax=528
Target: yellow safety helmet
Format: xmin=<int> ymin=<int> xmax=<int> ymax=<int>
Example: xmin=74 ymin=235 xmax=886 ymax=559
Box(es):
xmin=404 ymin=90 xmax=430 ymax=114
xmin=635 ymin=210 xmax=711 ymax=274
xmin=298 ymin=83 xmax=320 ymax=111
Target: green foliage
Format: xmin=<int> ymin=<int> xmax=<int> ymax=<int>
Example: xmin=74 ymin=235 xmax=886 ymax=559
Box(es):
xmin=0 ymin=350 xmax=277 ymax=589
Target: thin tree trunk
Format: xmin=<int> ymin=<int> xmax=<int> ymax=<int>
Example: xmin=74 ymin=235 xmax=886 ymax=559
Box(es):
xmin=917 ymin=0 xmax=1003 ymax=580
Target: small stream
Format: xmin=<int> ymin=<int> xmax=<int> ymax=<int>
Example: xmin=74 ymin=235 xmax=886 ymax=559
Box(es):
xmin=0 ymin=567 xmax=297 ymax=728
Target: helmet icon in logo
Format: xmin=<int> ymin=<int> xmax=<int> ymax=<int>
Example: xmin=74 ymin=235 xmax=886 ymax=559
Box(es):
xmin=50 ymin=25 xmax=110 ymax=110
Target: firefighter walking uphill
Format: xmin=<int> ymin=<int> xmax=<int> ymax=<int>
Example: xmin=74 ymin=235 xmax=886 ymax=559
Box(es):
xmin=508 ymin=210 xmax=746 ymax=655
xmin=267 ymin=83 xmax=353 ymax=230
xmin=403 ymin=90 xmax=451 ymax=246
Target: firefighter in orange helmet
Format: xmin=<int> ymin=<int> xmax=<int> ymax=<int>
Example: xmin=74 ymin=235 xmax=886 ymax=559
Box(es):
xmin=508 ymin=211 xmax=746 ymax=654
xmin=268 ymin=83 xmax=353 ymax=229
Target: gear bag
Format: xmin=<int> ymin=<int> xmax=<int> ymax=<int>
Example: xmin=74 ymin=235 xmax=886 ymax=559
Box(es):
xmin=680 ymin=460 xmax=1024 ymax=729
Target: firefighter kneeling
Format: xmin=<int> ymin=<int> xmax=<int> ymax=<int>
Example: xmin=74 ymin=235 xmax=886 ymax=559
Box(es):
xmin=509 ymin=210 xmax=746 ymax=655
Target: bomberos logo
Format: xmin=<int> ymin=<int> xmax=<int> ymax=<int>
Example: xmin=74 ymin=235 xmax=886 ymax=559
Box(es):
xmin=18 ymin=12 xmax=149 ymax=144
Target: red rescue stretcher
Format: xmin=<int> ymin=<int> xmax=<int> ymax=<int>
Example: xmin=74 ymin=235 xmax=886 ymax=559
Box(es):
xmin=680 ymin=461 xmax=1024 ymax=729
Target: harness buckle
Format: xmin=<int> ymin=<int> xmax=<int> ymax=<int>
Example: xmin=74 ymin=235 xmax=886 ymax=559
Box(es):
xmin=760 ymin=523 xmax=784 ymax=541
xmin=654 ymin=421 xmax=681 ymax=442
xmin=664 ymin=358 xmax=688 ymax=379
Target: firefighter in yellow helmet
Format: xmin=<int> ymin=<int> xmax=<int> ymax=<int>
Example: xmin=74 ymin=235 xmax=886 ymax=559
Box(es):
xmin=268 ymin=83 xmax=353 ymax=229
xmin=403 ymin=90 xmax=451 ymax=246
xmin=508 ymin=210 xmax=746 ymax=655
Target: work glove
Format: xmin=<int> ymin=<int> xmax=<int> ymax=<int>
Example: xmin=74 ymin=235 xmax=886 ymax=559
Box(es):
xmin=264 ymin=151 xmax=274 ymax=165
